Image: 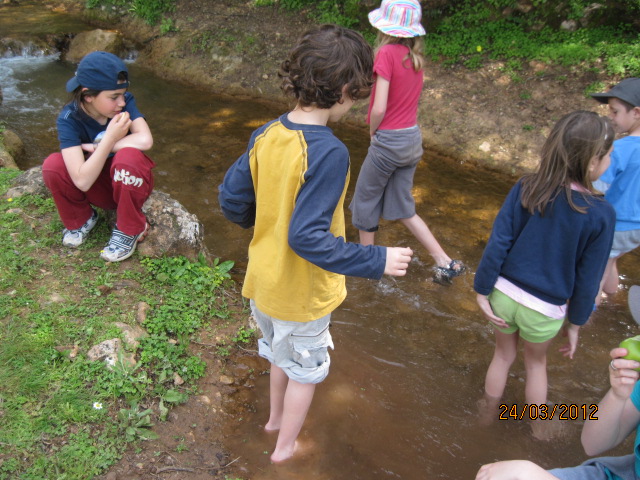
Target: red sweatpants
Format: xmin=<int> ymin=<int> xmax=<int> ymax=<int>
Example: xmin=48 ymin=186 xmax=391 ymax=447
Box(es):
xmin=42 ymin=147 xmax=155 ymax=236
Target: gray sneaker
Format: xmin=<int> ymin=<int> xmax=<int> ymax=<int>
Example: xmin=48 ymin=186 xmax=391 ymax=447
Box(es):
xmin=100 ymin=223 xmax=149 ymax=262
xmin=62 ymin=209 xmax=99 ymax=247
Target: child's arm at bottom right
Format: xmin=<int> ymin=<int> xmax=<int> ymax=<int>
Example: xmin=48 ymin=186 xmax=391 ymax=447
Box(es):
xmin=475 ymin=460 xmax=559 ymax=480
xmin=475 ymin=349 xmax=640 ymax=480
xmin=384 ymin=247 xmax=413 ymax=276
xmin=581 ymin=347 xmax=640 ymax=456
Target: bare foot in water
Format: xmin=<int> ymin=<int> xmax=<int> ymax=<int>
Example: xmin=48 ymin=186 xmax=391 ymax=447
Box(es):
xmin=270 ymin=437 xmax=315 ymax=464
xmin=270 ymin=440 xmax=298 ymax=464
xmin=531 ymin=417 xmax=565 ymax=441
xmin=264 ymin=422 xmax=280 ymax=433
xmin=477 ymin=393 xmax=500 ymax=426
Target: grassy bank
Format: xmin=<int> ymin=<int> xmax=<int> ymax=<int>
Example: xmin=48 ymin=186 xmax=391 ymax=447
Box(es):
xmin=0 ymin=167 xmax=247 ymax=479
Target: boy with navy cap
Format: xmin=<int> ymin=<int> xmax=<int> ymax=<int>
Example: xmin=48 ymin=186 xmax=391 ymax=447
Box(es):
xmin=42 ymin=51 xmax=154 ymax=262
xmin=590 ymin=78 xmax=640 ymax=299
xmin=65 ymin=50 xmax=130 ymax=92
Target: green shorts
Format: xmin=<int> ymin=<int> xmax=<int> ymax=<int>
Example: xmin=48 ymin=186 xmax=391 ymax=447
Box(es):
xmin=488 ymin=289 xmax=565 ymax=343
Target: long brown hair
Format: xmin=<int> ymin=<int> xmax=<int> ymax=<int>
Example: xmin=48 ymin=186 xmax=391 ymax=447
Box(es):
xmin=375 ymin=31 xmax=424 ymax=71
xmin=520 ymin=110 xmax=613 ymax=215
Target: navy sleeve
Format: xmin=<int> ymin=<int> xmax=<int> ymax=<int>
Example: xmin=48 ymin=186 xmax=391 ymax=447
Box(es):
xmin=57 ymin=107 xmax=84 ymax=149
xmin=288 ymin=142 xmax=387 ymax=280
xmin=474 ymin=182 xmax=522 ymax=295
xmin=123 ymin=92 xmax=144 ymax=122
xmin=567 ymin=202 xmax=615 ymax=325
xmin=218 ymin=147 xmax=256 ymax=229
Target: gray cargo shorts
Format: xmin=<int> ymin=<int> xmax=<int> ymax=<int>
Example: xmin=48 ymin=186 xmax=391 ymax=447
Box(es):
xmin=250 ymin=300 xmax=334 ymax=384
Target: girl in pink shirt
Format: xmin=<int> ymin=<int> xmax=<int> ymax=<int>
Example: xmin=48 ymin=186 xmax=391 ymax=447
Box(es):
xmin=349 ymin=0 xmax=465 ymax=284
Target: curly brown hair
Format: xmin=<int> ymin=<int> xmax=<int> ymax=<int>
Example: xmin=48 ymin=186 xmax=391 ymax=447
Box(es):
xmin=279 ymin=24 xmax=374 ymax=109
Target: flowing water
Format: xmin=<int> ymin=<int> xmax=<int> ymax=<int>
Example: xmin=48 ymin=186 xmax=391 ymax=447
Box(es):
xmin=3 ymin=5 xmax=640 ymax=479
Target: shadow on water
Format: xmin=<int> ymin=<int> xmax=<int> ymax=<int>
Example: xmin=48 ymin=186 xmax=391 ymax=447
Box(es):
xmin=3 ymin=8 xmax=640 ymax=479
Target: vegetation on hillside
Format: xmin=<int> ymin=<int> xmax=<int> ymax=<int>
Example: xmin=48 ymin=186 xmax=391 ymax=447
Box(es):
xmin=85 ymin=0 xmax=640 ymax=77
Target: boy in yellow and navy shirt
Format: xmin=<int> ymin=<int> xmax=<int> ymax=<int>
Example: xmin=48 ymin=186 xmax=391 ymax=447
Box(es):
xmin=218 ymin=24 xmax=413 ymax=463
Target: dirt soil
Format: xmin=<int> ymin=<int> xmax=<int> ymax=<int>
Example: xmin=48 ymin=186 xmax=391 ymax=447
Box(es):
xmin=94 ymin=334 xmax=266 ymax=480
xmin=26 ymin=2 xmax=618 ymax=478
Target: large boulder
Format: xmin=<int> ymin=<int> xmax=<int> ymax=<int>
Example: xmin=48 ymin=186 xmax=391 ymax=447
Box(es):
xmin=5 ymin=166 xmax=47 ymax=196
xmin=6 ymin=166 xmax=208 ymax=260
xmin=138 ymin=190 xmax=206 ymax=260
xmin=3 ymin=130 xmax=25 ymax=164
xmin=0 ymin=130 xmax=22 ymax=169
xmin=0 ymin=152 xmax=18 ymax=170
xmin=0 ymin=149 xmax=18 ymax=169
xmin=65 ymin=29 xmax=125 ymax=63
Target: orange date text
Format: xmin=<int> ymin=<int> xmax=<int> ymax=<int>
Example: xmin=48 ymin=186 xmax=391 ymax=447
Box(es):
xmin=497 ymin=404 xmax=598 ymax=421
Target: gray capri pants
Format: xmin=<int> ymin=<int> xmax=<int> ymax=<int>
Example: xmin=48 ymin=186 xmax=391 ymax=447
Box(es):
xmin=349 ymin=126 xmax=423 ymax=232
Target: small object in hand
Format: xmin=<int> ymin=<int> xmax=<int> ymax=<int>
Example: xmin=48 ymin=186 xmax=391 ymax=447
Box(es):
xmin=433 ymin=259 xmax=467 ymax=285
xmin=93 ymin=131 xmax=105 ymax=150
xmin=618 ymin=335 xmax=640 ymax=370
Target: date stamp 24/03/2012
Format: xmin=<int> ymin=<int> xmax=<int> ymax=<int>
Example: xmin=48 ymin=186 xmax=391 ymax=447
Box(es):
xmin=498 ymin=404 xmax=598 ymax=421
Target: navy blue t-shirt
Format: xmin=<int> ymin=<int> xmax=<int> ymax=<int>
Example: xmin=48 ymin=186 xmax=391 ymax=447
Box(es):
xmin=56 ymin=92 xmax=143 ymax=149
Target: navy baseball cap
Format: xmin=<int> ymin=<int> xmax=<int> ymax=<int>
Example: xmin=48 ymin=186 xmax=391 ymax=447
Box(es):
xmin=65 ymin=51 xmax=129 ymax=93
xmin=591 ymin=78 xmax=640 ymax=107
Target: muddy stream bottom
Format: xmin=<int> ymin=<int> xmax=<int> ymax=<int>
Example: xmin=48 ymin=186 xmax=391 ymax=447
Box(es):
xmin=3 ymin=52 xmax=640 ymax=479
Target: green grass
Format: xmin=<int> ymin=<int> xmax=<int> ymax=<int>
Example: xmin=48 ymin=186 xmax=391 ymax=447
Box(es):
xmin=249 ymin=0 xmax=640 ymax=77
xmin=0 ymin=167 xmax=244 ymax=479
xmin=426 ymin=7 xmax=640 ymax=77
xmin=84 ymin=0 xmax=640 ymax=76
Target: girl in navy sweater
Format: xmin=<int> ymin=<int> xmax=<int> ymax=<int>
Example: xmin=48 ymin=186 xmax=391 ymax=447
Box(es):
xmin=474 ymin=111 xmax=616 ymax=439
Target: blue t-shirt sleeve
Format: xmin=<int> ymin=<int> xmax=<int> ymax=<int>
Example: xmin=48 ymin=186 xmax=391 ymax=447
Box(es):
xmin=598 ymin=137 xmax=630 ymax=184
xmin=630 ymin=380 xmax=640 ymax=411
xmin=598 ymin=150 xmax=617 ymax=184
xmin=288 ymin=141 xmax=386 ymax=279
xmin=629 ymin=379 xmax=640 ymax=480
xmin=598 ymin=164 xmax=615 ymax=184
xmin=57 ymin=105 xmax=86 ymax=149
xmin=123 ymin=92 xmax=143 ymax=122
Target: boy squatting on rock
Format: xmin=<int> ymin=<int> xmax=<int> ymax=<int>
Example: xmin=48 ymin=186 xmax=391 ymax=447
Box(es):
xmin=42 ymin=51 xmax=154 ymax=262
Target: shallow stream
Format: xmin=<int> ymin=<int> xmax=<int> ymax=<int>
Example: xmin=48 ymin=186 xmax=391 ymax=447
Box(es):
xmin=2 ymin=5 xmax=640 ymax=479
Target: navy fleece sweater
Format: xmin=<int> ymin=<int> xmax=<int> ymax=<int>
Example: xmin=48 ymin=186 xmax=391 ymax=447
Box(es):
xmin=474 ymin=181 xmax=615 ymax=326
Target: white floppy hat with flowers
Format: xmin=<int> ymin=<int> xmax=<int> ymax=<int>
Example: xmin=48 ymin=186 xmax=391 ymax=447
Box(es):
xmin=368 ymin=0 xmax=426 ymax=38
